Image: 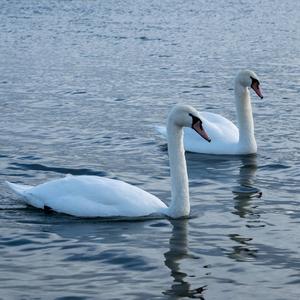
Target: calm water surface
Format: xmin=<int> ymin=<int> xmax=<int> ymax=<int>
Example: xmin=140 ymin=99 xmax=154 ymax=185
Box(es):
xmin=0 ymin=0 xmax=300 ymax=299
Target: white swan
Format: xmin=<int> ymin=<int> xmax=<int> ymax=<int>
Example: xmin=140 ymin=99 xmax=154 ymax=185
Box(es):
xmin=156 ymin=70 xmax=263 ymax=155
xmin=6 ymin=104 xmax=211 ymax=219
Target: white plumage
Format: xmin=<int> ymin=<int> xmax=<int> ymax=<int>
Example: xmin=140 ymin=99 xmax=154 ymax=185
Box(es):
xmin=6 ymin=176 xmax=167 ymax=217
xmin=6 ymin=104 xmax=211 ymax=219
xmin=156 ymin=70 xmax=263 ymax=155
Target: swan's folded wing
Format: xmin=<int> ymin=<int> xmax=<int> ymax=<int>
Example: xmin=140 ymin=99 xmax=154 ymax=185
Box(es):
xmin=154 ymin=125 xmax=167 ymax=138
xmin=6 ymin=181 xmax=44 ymax=208
xmin=8 ymin=176 xmax=167 ymax=217
xmin=200 ymin=111 xmax=239 ymax=142
xmin=183 ymin=112 xmax=239 ymax=154
xmin=154 ymin=111 xmax=239 ymax=154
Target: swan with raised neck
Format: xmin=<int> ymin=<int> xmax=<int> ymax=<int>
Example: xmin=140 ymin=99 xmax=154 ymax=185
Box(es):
xmin=234 ymin=69 xmax=263 ymax=153
xmin=6 ymin=104 xmax=211 ymax=219
xmin=166 ymin=104 xmax=210 ymax=217
xmin=155 ymin=70 xmax=263 ymax=155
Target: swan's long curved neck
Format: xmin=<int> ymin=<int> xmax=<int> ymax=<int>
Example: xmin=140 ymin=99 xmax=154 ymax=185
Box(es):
xmin=235 ymin=82 xmax=257 ymax=153
xmin=166 ymin=122 xmax=190 ymax=218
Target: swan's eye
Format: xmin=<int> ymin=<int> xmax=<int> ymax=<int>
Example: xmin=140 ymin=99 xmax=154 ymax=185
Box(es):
xmin=250 ymin=76 xmax=260 ymax=86
xmin=189 ymin=113 xmax=203 ymax=129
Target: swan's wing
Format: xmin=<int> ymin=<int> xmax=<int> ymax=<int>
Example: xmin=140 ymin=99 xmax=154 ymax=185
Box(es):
xmin=154 ymin=125 xmax=167 ymax=138
xmin=6 ymin=176 xmax=167 ymax=217
xmin=184 ymin=112 xmax=239 ymax=154
xmin=199 ymin=111 xmax=238 ymax=141
xmin=201 ymin=111 xmax=236 ymax=130
xmin=6 ymin=181 xmax=44 ymax=208
xmin=155 ymin=111 xmax=239 ymax=154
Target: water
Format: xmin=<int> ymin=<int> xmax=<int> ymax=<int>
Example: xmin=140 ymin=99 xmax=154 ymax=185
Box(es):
xmin=0 ymin=0 xmax=299 ymax=299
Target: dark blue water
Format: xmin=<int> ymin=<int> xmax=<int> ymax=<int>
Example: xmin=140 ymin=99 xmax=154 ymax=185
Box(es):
xmin=0 ymin=0 xmax=300 ymax=299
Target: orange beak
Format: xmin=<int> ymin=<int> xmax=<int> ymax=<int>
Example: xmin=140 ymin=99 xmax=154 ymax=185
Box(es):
xmin=192 ymin=120 xmax=211 ymax=142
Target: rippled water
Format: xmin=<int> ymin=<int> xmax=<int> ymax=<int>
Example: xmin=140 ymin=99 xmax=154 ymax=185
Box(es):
xmin=1 ymin=0 xmax=300 ymax=299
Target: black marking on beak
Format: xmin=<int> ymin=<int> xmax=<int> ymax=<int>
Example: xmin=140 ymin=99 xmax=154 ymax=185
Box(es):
xmin=189 ymin=113 xmax=211 ymax=143
xmin=189 ymin=113 xmax=203 ymax=129
xmin=250 ymin=76 xmax=260 ymax=86
xmin=250 ymin=76 xmax=264 ymax=99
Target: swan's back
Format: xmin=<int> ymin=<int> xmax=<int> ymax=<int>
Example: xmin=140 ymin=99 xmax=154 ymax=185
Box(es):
xmin=200 ymin=112 xmax=238 ymax=140
xmin=156 ymin=111 xmax=239 ymax=154
xmin=7 ymin=175 xmax=167 ymax=218
xmin=183 ymin=111 xmax=238 ymax=154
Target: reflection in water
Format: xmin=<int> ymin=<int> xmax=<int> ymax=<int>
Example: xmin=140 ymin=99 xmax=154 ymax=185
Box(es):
xmin=230 ymin=155 xmax=261 ymax=261
xmin=228 ymin=233 xmax=258 ymax=262
xmin=232 ymin=154 xmax=261 ymax=218
xmin=185 ymin=153 xmax=262 ymax=263
xmin=186 ymin=152 xmax=262 ymax=219
xmin=163 ymin=219 xmax=206 ymax=299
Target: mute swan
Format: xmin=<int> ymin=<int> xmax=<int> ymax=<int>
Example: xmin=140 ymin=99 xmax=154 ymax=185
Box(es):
xmin=6 ymin=104 xmax=211 ymax=219
xmin=156 ymin=70 xmax=263 ymax=155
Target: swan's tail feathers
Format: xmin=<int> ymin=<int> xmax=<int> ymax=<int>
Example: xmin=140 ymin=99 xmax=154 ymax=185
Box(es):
xmin=154 ymin=125 xmax=167 ymax=139
xmin=6 ymin=181 xmax=44 ymax=209
xmin=5 ymin=181 xmax=33 ymax=197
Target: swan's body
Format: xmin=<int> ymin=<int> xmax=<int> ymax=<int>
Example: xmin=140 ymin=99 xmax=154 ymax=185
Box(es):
xmin=156 ymin=70 xmax=263 ymax=155
xmin=156 ymin=111 xmax=239 ymax=154
xmin=6 ymin=104 xmax=211 ymax=219
xmin=6 ymin=176 xmax=167 ymax=218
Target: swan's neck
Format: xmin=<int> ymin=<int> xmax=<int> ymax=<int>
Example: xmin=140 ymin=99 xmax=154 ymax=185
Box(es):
xmin=166 ymin=123 xmax=190 ymax=218
xmin=235 ymin=82 xmax=257 ymax=153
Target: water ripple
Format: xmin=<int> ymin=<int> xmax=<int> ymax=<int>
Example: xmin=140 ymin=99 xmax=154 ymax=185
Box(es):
xmin=1 ymin=0 xmax=299 ymax=299
xmin=9 ymin=163 xmax=107 ymax=176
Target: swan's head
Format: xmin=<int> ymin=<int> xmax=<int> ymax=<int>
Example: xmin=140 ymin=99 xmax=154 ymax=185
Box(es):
xmin=236 ymin=69 xmax=263 ymax=99
xmin=168 ymin=104 xmax=211 ymax=142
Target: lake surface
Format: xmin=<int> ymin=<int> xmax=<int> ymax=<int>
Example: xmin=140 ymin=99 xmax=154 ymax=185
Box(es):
xmin=0 ymin=0 xmax=300 ymax=299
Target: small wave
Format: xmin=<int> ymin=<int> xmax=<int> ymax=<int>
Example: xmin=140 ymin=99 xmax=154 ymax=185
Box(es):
xmin=232 ymin=185 xmax=261 ymax=196
xmin=0 ymin=205 xmax=27 ymax=210
xmin=136 ymin=36 xmax=162 ymax=41
xmin=71 ymin=90 xmax=87 ymax=95
xmin=0 ymin=238 xmax=34 ymax=247
xmin=18 ymin=155 xmax=41 ymax=161
xmin=63 ymin=90 xmax=86 ymax=95
xmin=9 ymin=163 xmax=107 ymax=176
xmin=149 ymin=221 xmax=170 ymax=228
xmin=259 ymin=163 xmax=290 ymax=170
xmin=192 ymin=85 xmax=211 ymax=89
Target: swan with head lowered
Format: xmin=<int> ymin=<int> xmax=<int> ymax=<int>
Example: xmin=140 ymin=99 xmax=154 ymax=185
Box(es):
xmin=156 ymin=70 xmax=263 ymax=155
xmin=6 ymin=104 xmax=211 ymax=219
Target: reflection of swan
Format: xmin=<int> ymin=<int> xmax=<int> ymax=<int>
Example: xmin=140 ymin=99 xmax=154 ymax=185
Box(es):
xmin=6 ymin=104 xmax=210 ymax=219
xmin=232 ymin=154 xmax=261 ymax=218
xmin=163 ymin=219 xmax=207 ymax=299
xmin=229 ymin=155 xmax=261 ymax=262
xmin=228 ymin=233 xmax=258 ymax=262
xmin=156 ymin=70 xmax=263 ymax=155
